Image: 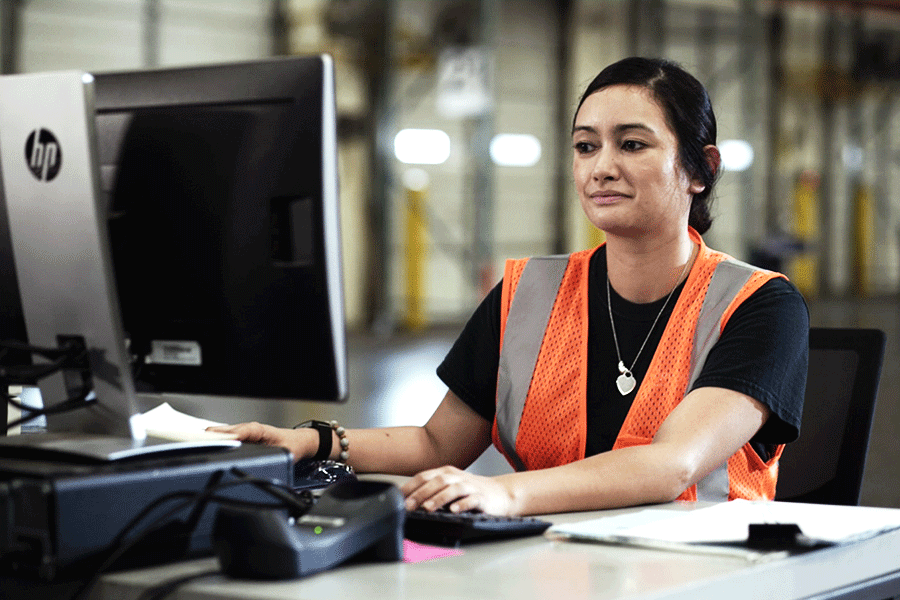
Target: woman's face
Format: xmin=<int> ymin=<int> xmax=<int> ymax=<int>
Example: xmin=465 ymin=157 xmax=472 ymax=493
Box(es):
xmin=572 ymin=84 xmax=703 ymax=240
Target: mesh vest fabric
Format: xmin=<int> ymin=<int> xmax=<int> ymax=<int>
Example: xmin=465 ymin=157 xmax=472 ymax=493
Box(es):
xmin=492 ymin=229 xmax=785 ymax=501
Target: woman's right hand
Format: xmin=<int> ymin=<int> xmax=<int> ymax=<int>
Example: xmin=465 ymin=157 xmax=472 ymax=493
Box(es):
xmin=207 ymin=422 xmax=316 ymax=462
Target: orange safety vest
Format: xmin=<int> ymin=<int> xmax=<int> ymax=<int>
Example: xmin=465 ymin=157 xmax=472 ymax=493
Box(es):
xmin=492 ymin=228 xmax=785 ymax=501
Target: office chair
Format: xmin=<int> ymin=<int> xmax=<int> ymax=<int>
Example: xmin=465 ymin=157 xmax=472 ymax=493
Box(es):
xmin=775 ymin=327 xmax=886 ymax=506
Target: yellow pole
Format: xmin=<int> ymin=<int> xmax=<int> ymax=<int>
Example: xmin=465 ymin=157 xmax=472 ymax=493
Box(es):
xmin=403 ymin=169 xmax=429 ymax=331
xmin=852 ymin=182 xmax=874 ymax=298
xmin=788 ymin=170 xmax=819 ymax=298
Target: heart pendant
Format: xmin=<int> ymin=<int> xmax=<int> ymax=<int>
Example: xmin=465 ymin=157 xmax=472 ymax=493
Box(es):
xmin=616 ymin=371 xmax=636 ymax=396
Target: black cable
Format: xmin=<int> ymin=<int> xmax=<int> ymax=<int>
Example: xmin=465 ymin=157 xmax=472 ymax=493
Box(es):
xmin=3 ymin=386 xmax=95 ymax=433
xmin=2 ymin=337 xmax=95 ymax=433
xmin=0 ymin=339 xmax=88 ymax=381
xmin=94 ymin=482 xmax=293 ymax=574
xmin=135 ymin=569 xmax=223 ymax=600
xmin=1 ymin=358 xmax=67 ymax=382
xmin=0 ymin=338 xmax=85 ymax=357
xmin=127 ymin=480 xmax=315 ymax=600
xmin=5 ymin=386 xmax=91 ymax=416
xmin=71 ymin=474 xmax=307 ymax=600
xmin=229 ymin=466 xmax=314 ymax=516
xmin=71 ymin=489 xmax=225 ymax=600
xmin=70 ymin=492 xmax=199 ymax=600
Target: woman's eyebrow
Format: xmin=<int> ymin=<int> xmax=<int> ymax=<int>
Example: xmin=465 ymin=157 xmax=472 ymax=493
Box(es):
xmin=614 ymin=123 xmax=655 ymax=135
xmin=571 ymin=123 xmax=656 ymax=136
xmin=572 ymin=124 xmax=597 ymax=136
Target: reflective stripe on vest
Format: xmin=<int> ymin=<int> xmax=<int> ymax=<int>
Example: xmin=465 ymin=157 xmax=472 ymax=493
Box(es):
xmin=496 ymin=255 xmax=759 ymax=499
xmin=690 ymin=258 xmax=756 ymax=501
xmin=496 ymin=256 xmax=569 ymax=472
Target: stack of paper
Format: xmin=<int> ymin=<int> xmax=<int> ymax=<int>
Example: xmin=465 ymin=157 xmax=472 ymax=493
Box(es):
xmin=548 ymin=500 xmax=900 ymax=561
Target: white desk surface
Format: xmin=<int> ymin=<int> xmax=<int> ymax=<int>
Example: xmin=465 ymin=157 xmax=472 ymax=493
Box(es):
xmin=94 ymin=491 xmax=900 ymax=600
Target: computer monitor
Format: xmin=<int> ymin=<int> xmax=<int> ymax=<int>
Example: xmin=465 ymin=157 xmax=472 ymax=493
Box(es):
xmin=94 ymin=55 xmax=347 ymax=404
xmin=0 ymin=56 xmax=347 ymax=450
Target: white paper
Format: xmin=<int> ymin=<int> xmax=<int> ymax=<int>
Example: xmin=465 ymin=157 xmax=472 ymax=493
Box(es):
xmin=550 ymin=500 xmax=900 ymax=548
xmin=131 ymin=402 xmax=239 ymax=442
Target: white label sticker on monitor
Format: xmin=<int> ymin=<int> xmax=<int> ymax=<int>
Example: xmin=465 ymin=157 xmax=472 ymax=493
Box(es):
xmin=147 ymin=340 xmax=202 ymax=366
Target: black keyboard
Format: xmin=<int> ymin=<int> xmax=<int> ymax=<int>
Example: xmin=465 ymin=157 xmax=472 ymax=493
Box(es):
xmin=404 ymin=509 xmax=551 ymax=546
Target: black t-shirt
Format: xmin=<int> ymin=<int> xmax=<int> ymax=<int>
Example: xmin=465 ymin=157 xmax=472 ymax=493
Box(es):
xmin=436 ymin=245 xmax=809 ymax=461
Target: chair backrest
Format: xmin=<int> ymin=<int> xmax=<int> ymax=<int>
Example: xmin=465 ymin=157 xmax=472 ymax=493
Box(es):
xmin=775 ymin=327 xmax=886 ymax=505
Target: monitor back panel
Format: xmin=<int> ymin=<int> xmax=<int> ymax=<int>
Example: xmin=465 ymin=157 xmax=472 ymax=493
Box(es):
xmin=0 ymin=71 xmax=139 ymax=436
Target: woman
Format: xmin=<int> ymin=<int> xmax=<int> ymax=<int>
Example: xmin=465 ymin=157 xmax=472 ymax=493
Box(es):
xmin=211 ymin=57 xmax=809 ymax=517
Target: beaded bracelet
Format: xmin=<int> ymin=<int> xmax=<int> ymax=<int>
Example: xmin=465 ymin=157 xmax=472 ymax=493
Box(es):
xmin=330 ymin=420 xmax=350 ymax=462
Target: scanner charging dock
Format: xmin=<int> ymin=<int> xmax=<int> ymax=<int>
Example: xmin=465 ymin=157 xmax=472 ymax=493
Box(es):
xmin=212 ymin=479 xmax=406 ymax=579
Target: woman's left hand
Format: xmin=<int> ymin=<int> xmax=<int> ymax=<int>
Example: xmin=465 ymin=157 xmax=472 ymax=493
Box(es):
xmin=400 ymin=466 xmax=518 ymax=516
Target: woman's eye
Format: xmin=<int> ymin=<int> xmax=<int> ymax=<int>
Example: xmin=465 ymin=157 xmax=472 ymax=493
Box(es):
xmin=573 ymin=141 xmax=595 ymax=154
xmin=622 ymin=140 xmax=646 ymax=151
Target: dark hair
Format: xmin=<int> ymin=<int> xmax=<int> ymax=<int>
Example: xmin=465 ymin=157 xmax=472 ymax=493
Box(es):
xmin=575 ymin=57 xmax=718 ymax=234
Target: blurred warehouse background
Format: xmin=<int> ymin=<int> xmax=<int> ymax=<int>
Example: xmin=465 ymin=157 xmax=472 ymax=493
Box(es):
xmin=1 ymin=0 xmax=899 ymax=506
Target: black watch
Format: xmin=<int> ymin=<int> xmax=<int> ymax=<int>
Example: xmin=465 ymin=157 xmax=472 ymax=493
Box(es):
xmin=295 ymin=420 xmax=333 ymax=461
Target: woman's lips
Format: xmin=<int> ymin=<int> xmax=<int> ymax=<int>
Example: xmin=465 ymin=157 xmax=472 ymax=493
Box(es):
xmin=590 ymin=191 xmax=628 ymax=204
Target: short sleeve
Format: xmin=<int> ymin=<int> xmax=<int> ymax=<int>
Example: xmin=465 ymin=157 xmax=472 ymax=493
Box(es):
xmin=690 ymin=277 xmax=809 ymax=444
xmin=435 ymin=282 xmax=503 ymax=423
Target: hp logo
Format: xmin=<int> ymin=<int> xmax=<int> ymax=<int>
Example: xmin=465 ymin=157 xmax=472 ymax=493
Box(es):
xmin=25 ymin=128 xmax=62 ymax=182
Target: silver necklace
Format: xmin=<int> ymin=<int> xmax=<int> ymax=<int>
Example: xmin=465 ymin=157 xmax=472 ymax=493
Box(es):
xmin=607 ymin=253 xmax=693 ymax=396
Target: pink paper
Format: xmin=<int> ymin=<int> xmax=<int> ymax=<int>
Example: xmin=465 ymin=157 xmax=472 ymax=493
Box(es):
xmin=403 ymin=539 xmax=464 ymax=563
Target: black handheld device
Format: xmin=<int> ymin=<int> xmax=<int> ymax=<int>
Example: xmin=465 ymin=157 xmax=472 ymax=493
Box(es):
xmin=292 ymin=458 xmax=357 ymax=490
xmin=212 ymin=479 xmax=405 ymax=579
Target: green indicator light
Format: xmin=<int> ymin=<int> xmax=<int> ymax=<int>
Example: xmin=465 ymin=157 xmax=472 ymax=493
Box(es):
xmin=314 ymin=526 xmax=323 ymax=535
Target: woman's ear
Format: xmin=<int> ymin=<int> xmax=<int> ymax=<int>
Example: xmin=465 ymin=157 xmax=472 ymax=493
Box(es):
xmin=705 ymin=144 xmax=721 ymax=179
xmin=689 ymin=144 xmax=721 ymax=195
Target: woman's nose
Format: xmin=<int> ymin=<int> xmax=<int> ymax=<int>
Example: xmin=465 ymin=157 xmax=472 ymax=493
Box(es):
xmin=591 ymin=147 xmax=618 ymax=180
